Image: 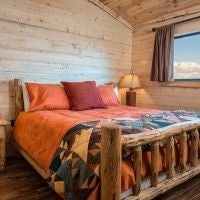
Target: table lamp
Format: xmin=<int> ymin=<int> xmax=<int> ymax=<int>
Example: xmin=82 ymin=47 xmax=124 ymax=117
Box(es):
xmin=119 ymin=71 xmax=141 ymax=106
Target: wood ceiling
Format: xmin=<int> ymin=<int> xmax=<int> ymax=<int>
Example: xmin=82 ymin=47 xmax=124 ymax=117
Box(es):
xmin=99 ymin=0 xmax=200 ymax=26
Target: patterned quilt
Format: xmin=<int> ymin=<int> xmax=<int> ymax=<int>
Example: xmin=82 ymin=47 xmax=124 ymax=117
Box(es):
xmin=48 ymin=110 xmax=200 ymax=200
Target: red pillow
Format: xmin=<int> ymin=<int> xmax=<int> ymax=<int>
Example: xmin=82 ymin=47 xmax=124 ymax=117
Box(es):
xmin=98 ymin=84 xmax=120 ymax=106
xmin=26 ymin=83 xmax=70 ymax=111
xmin=61 ymin=81 xmax=106 ymax=111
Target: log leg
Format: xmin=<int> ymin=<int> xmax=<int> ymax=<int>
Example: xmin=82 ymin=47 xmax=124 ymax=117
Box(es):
xmin=132 ymin=146 xmax=142 ymax=195
xmin=179 ymin=132 xmax=187 ymax=171
xmin=166 ymin=136 xmax=175 ymax=179
xmin=101 ymin=125 xmax=121 ymax=200
xmin=150 ymin=142 xmax=159 ymax=187
xmin=190 ymin=129 xmax=199 ymax=167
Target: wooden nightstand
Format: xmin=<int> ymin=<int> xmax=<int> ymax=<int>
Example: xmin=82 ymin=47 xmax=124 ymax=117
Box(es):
xmin=0 ymin=119 xmax=8 ymax=171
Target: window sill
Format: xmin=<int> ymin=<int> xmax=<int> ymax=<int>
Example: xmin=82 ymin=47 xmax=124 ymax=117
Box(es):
xmin=159 ymin=81 xmax=200 ymax=88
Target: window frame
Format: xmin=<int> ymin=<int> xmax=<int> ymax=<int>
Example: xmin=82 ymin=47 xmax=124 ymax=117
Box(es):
xmin=165 ymin=31 xmax=200 ymax=87
xmin=174 ymin=31 xmax=200 ymax=39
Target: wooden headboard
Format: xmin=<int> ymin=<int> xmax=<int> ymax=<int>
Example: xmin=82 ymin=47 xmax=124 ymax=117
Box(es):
xmin=14 ymin=79 xmax=24 ymax=119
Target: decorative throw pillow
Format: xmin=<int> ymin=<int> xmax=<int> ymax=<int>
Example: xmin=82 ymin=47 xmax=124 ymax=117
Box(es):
xmin=26 ymin=83 xmax=70 ymax=111
xmin=98 ymin=84 xmax=120 ymax=106
xmin=61 ymin=81 xmax=106 ymax=111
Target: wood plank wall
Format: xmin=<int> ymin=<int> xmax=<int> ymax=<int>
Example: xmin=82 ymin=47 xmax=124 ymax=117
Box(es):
xmin=0 ymin=0 xmax=132 ymax=121
xmin=133 ymin=6 xmax=200 ymax=112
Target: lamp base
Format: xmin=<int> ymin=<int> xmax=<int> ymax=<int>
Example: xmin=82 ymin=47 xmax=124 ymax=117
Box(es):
xmin=126 ymin=91 xmax=136 ymax=107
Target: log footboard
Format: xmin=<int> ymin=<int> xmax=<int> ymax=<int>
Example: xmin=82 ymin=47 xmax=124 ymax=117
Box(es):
xmin=101 ymin=120 xmax=200 ymax=200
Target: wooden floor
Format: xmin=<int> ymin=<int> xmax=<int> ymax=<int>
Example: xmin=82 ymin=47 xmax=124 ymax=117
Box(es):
xmin=155 ymin=175 xmax=200 ymax=200
xmin=0 ymin=157 xmax=62 ymax=200
xmin=1 ymin=158 xmax=200 ymax=200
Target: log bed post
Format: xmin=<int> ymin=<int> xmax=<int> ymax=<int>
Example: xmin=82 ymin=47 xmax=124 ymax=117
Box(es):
xmin=101 ymin=125 xmax=121 ymax=200
xmin=179 ymin=131 xmax=187 ymax=171
xmin=132 ymin=146 xmax=142 ymax=195
xmin=190 ymin=128 xmax=199 ymax=167
xmin=150 ymin=142 xmax=159 ymax=187
xmin=14 ymin=79 xmax=24 ymax=119
xmin=166 ymin=136 xmax=175 ymax=179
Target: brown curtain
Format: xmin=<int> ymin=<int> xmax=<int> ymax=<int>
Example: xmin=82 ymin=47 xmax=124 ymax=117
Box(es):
xmin=150 ymin=24 xmax=175 ymax=82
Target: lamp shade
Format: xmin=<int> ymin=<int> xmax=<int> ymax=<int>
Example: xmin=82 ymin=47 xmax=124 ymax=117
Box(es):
xmin=119 ymin=74 xmax=141 ymax=89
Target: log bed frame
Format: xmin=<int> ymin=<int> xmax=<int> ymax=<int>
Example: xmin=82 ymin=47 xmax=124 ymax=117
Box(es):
xmin=13 ymin=79 xmax=200 ymax=200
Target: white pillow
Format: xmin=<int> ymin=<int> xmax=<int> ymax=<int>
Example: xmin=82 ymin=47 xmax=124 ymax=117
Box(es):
xmin=114 ymin=86 xmax=119 ymax=98
xmin=22 ymin=84 xmax=30 ymax=112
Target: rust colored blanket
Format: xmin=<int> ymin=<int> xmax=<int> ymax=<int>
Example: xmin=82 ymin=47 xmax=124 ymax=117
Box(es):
xmin=13 ymin=106 xmax=160 ymax=171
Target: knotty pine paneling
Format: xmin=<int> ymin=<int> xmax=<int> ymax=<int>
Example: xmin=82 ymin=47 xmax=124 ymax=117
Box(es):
xmin=99 ymin=0 xmax=200 ymax=27
xmin=0 ymin=0 xmax=132 ymax=121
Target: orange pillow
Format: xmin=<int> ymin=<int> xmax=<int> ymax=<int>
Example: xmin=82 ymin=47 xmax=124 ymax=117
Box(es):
xmin=26 ymin=83 xmax=70 ymax=111
xmin=98 ymin=84 xmax=120 ymax=106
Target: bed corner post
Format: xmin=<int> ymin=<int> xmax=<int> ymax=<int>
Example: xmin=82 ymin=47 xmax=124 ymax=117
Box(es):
xmin=14 ymin=79 xmax=23 ymax=120
xmin=101 ymin=125 xmax=121 ymax=200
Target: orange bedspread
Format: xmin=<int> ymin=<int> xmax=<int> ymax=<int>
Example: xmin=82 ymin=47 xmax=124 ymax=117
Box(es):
xmin=14 ymin=105 xmax=163 ymax=193
xmin=13 ymin=105 xmax=160 ymax=171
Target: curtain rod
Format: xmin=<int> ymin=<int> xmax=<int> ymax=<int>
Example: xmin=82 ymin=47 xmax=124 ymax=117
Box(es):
xmin=152 ymin=16 xmax=200 ymax=32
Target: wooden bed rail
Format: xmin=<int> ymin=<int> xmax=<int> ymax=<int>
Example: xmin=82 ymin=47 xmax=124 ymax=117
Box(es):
xmin=101 ymin=120 xmax=200 ymax=200
xmin=122 ymin=120 xmax=200 ymax=148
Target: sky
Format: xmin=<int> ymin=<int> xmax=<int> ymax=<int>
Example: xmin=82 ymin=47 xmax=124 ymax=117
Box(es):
xmin=174 ymin=33 xmax=200 ymax=79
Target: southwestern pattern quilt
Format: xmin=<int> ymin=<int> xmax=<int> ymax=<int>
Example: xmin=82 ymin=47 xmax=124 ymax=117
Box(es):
xmin=48 ymin=110 xmax=200 ymax=200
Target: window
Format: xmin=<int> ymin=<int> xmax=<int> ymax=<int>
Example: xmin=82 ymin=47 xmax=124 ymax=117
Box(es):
xmin=174 ymin=32 xmax=200 ymax=81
